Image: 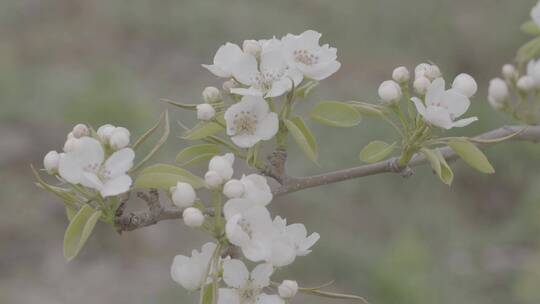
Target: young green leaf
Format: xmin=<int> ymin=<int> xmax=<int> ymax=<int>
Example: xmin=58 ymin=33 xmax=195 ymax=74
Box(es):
xmin=135 ymin=164 xmax=205 ymax=189
xmin=247 ymin=143 xmax=261 ymax=168
xmin=182 ymin=121 xmax=224 ymax=140
xmin=131 ymin=111 xmax=170 ymax=172
xmin=521 ymin=20 xmax=540 ymax=35
xmin=163 ymin=99 xmax=198 ymax=110
xmin=310 ymin=101 xmax=362 ymax=127
xmin=359 ymin=141 xmax=396 ymax=163
xmin=284 ymin=117 xmax=318 ymax=163
xmin=348 ymin=101 xmax=387 ymax=117
xmin=295 ymin=80 xmax=319 ymax=98
xmin=448 ymin=139 xmax=495 ymax=174
xmin=63 ymin=205 xmax=102 ymax=261
xmin=176 ymin=144 xmax=221 ymax=165
xmin=421 ymin=148 xmax=453 ymax=185
xmin=517 ymin=36 xmax=540 ymax=63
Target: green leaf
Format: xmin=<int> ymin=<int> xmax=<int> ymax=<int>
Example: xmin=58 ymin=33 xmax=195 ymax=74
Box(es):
xmin=175 ymin=144 xmax=220 ymax=166
xmin=132 ymin=111 xmax=167 ymax=150
xmin=131 ymin=111 xmax=170 ymax=172
xmin=31 ymin=165 xmax=78 ymax=206
xmin=521 ymin=20 xmax=540 ymax=35
xmin=201 ymin=284 xmax=214 ymax=304
xmin=348 ymin=101 xmax=388 ymax=117
xmin=448 ymin=139 xmax=495 ymax=174
xmin=65 ymin=205 xmax=77 ymax=221
xmin=310 ymin=101 xmax=362 ymax=127
xmin=359 ymin=141 xmax=396 ymax=163
xmin=421 ymin=148 xmax=453 ymax=185
xmin=247 ymin=143 xmax=261 ymax=168
xmin=182 ymin=121 xmax=223 ymax=140
xmin=163 ymin=99 xmax=198 ymax=110
xmin=517 ymin=36 xmax=540 ymax=63
xmin=284 ymin=117 xmax=318 ymax=163
xmin=135 ymin=164 xmax=205 ymax=189
xmin=63 ymin=205 xmax=102 ymax=261
xmin=295 ymin=80 xmax=319 ymax=98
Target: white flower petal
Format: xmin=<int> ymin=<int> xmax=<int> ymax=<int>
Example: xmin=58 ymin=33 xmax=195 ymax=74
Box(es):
xmin=411 ymin=97 xmax=427 ymax=116
xmin=257 ymin=294 xmax=285 ymax=304
xmin=232 ymin=53 xmax=258 ymax=85
xmin=251 ymin=263 xmax=274 ymax=289
xmin=230 ymin=87 xmax=263 ymax=97
xmin=104 ymin=148 xmax=135 ymax=178
xmin=218 ymin=288 xmax=241 ymax=304
xmin=223 ymin=259 xmax=249 ymax=288
xmin=203 ymin=43 xmax=244 ymax=78
xmin=226 ymin=214 xmax=251 ymax=246
xmin=100 ymin=174 xmax=132 ymax=197
xmin=231 ymin=134 xmax=261 ymax=148
xmin=303 ymin=60 xmax=341 ymax=80
xmin=423 ymin=106 xmax=454 ymax=129
xmin=223 ymin=198 xmax=254 ymax=220
xmin=58 ymin=153 xmax=84 ymax=184
xmin=425 ymin=78 xmax=445 ymax=106
xmin=266 ymin=78 xmax=292 ymax=98
xmin=451 ymin=116 xmax=478 ymax=128
xmin=241 ymin=174 xmax=273 ymax=206
xmin=80 ymin=172 xmax=104 ymax=190
xmin=254 ymin=113 xmax=279 ymax=142
xmin=441 ymin=89 xmax=470 ymax=119
xmin=269 ymin=238 xmax=296 ymax=267
xmin=298 ymin=232 xmax=320 ymax=256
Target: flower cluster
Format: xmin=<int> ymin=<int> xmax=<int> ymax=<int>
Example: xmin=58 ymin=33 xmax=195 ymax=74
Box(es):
xmin=43 ymin=123 xmax=135 ymax=198
xmin=170 ymin=154 xmax=318 ymax=303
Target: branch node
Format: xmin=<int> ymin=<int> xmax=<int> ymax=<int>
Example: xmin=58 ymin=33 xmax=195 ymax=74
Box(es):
xmin=264 ymin=148 xmax=288 ymax=183
xmin=387 ymin=158 xmax=414 ymax=178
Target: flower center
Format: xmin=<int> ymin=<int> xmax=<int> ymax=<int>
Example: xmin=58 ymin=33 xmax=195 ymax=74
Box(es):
xmin=239 ymin=283 xmax=260 ymax=303
xmin=293 ymin=49 xmax=319 ymax=66
xmin=238 ymin=218 xmax=253 ymax=238
xmin=232 ymin=111 xmax=258 ymax=136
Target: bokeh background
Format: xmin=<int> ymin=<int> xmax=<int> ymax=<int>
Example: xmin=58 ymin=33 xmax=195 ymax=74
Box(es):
xmin=3 ymin=0 xmax=540 ymax=303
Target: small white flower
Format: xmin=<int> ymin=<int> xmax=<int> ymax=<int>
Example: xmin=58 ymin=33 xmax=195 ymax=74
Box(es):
xmin=59 ymin=137 xmax=134 ymax=197
xmin=223 ymin=179 xmax=245 ymax=199
xmin=532 ymin=1 xmax=540 ymax=28
xmin=72 ymin=124 xmax=89 ymax=138
xmin=502 ymin=64 xmax=517 ymax=80
xmin=171 ymin=182 xmax=196 ymax=208
xmin=183 ymin=207 xmax=205 ymax=228
xmin=242 ymin=39 xmax=263 ymax=57
xmin=209 ymin=153 xmax=235 ymax=181
xmin=452 ymin=73 xmax=477 ymax=98
xmin=218 ymin=260 xmax=282 ymax=304
xmin=205 ymin=171 xmax=224 ymax=188
xmin=273 ymin=216 xmax=320 ymax=256
xmin=231 ymin=50 xmax=303 ymax=98
xmin=43 ymin=150 xmax=61 ymax=174
xmin=527 ymin=60 xmax=540 ymax=87
xmin=97 ymin=124 xmax=116 ymax=142
xmin=278 ymin=280 xmax=298 ymax=299
xmin=197 ymin=104 xmax=216 ymax=121
xmin=203 ymin=43 xmax=245 ymax=78
xmin=109 ymin=127 xmax=130 ymax=150
xmin=202 ymin=86 xmax=222 ymax=103
xmin=378 ymin=80 xmax=402 ymax=105
xmin=171 ymin=242 xmax=217 ymax=291
xmin=517 ymin=75 xmax=535 ymax=91
xmin=412 ymin=78 xmax=478 ymax=129
xmin=224 ymin=96 xmax=279 ymax=148
xmin=413 ymin=76 xmax=431 ymax=95
xmin=392 ymin=66 xmax=410 ymax=83
xmin=488 ymin=78 xmax=509 ymax=103
xmin=280 ymin=30 xmax=341 ymax=81
xmin=223 ymin=174 xmax=272 ymax=217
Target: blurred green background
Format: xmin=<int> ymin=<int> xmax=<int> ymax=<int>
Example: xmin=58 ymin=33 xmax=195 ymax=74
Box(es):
xmin=3 ymin=0 xmax=540 ymax=303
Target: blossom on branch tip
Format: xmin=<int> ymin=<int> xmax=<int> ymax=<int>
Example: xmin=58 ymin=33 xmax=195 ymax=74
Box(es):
xmin=203 ymin=43 xmax=245 ymax=78
xmin=202 ymin=86 xmax=222 ymax=103
xmin=452 ymin=73 xmax=477 ymax=98
xmin=378 ymin=80 xmax=402 ymax=105
xmin=224 ymin=96 xmax=278 ymax=148
xmin=196 ymin=103 xmax=216 ymax=121
xmin=183 ymin=207 xmax=205 ymax=228
xmin=278 ymin=280 xmax=298 ymax=299
xmin=392 ymin=66 xmax=410 ymax=83
xmin=58 ymin=137 xmax=134 ymax=197
xmin=171 ymin=182 xmax=196 ymax=208
xmin=488 ymin=78 xmax=509 ymax=104
xmin=223 ymin=179 xmax=245 ymax=199
xmin=109 ymin=127 xmax=130 ymax=150
xmin=171 ymin=242 xmax=217 ymax=291
xmin=273 ymin=216 xmax=320 ymax=256
xmin=412 ymin=78 xmax=478 ymax=129
xmin=209 ymin=153 xmax=235 ymax=181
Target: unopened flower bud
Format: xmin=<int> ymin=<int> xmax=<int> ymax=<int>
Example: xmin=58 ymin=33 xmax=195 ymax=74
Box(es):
xmin=517 ymin=76 xmax=535 ymax=91
xmin=488 ymin=95 xmax=505 ymax=111
xmin=205 ymin=171 xmax=224 ymax=188
xmin=63 ymin=137 xmax=80 ymax=152
xmin=171 ymin=182 xmax=196 ymax=208
xmin=425 ymin=65 xmax=441 ymax=80
xmin=242 ymin=39 xmax=262 ymax=57
xmin=222 ymin=79 xmax=238 ymax=93
xmin=278 ymin=280 xmax=298 ymax=299
xmin=202 ymin=86 xmax=222 ymax=103
xmin=183 ymin=207 xmax=204 ymax=228
xmin=378 ymin=80 xmax=402 ymax=105
xmin=488 ymin=78 xmax=509 ymax=102
xmin=109 ymin=127 xmax=130 ymax=150
xmin=97 ymin=124 xmax=116 ymax=142
xmin=208 ymin=153 xmax=234 ymax=180
xmin=392 ymin=66 xmax=410 ymax=83
xmin=196 ymin=103 xmax=216 ymax=121
xmin=413 ymin=76 xmax=431 ymax=95
xmin=502 ymin=64 xmax=517 ymax=80
xmin=43 ymin=150 xmax=60 ymax=173
xmin=414 ymin=63 xmax=431 ymax=79
xmin=452 ymin=73 xmax=477 ymax=98
xmin=72 ymin=123 xmax=89 ymax=138
xmin=223 ymin=179 xmax=245 ymax=199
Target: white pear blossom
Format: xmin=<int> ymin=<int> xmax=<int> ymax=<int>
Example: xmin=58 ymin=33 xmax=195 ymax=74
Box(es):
xmin=273 ymin=216 xmax=320 ymax=256
xmin=224 ymin=96 xmax=279 ymax=148
xmin=231 ymin=49 xmax=302 ymax=98
xmin=532 ymin=1 xmax=540 ymax=28
xmin=58 ymin=137 xmax=134 ymax=197
xmin=196 ymin=103 xmax=216 ymax=121
xmin=183 ymin=207 xmax=205 ymax=228
xmin=452 ymin=73 xmax=477 ymax=98
xmin=223 ymin=174 xmax=273 ymax=217
xmin=412 ymin=78 xmax=478 ymax=129
xmin=280 ymin=30 xmax=341 ymax=81
xmin=109 ymin=127 xmax=130 ymax=150
xmin=378 ymin=80 xmax=402 ymax=105
xmin=202 ymin=86 xmax=222 ymax=103
xmin=97 ymin=124 xmax=116 ymax=142
xmin=205 ymin=170 xmax=224 ymax=188
xmin=218 ymin=260 xmax=283 ymax=304
xmin=209 ymin=153 xmax=235 ymax=180
xmin=223 ymin=179 xmax=245 ymax=199
xmin=527 ymin=60 xmax=540 ymax=87
xmin=415 ymin=63 xmax=440 ymax=81
xmin=242 ymin=39 xmax=263 ymax=57
xmin=43 ymin=150 xmax=61 ymax=173
xmin=203 ymin=43 xmax=245 ymax=78
xmin=278 ymin=280 xmax=298 ymax=299
xmin=171 ymin=242 xmax=217 ymax=291
xmin=171 ymin=182 xmax=196 ymax=208
xmin=392 ymin=66 xmax=410 ymax=83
